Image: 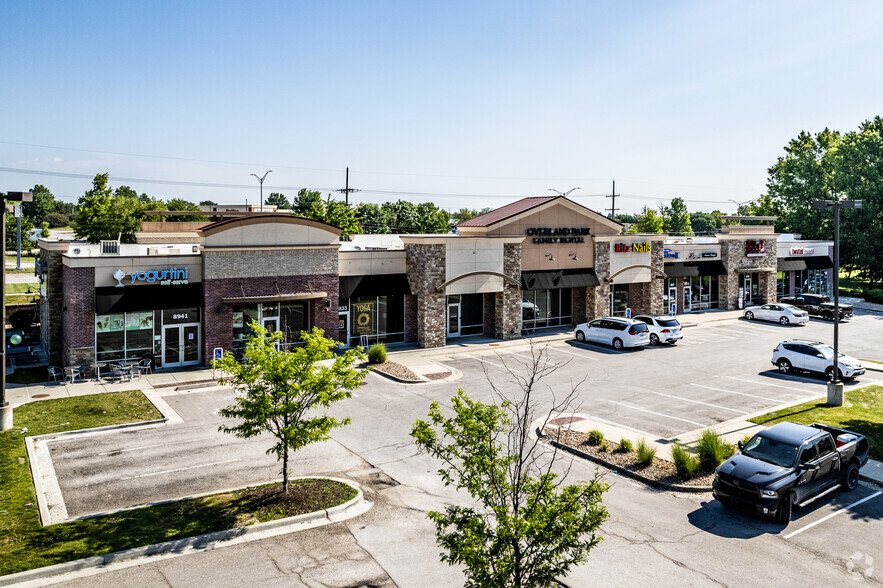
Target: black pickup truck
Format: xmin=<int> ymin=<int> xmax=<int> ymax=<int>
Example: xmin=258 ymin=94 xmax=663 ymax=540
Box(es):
xmin=712 ymin=422 xmax=869 ymax=524
xmin=778 ymin=294 xmax=853 ymax=321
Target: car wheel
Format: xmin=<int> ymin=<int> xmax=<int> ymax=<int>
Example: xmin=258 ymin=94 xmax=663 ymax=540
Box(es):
xmin=612 ymin=338 xmax=624 ymax=350
xmin=669 ymin=340 xmax=678 ymax=346
xmin=576 ymin=330 xmax=586 ymax=342
xmin=822 ymin=311 xmax=833 ymax=321
xmin=776 ymin=492 xmax=792 ymax=525
xmin=744 ymin=311 xmax=754 ymax=320
xmin=841 ymin=462 xmax=860 ymax=491
xmin=779 ymin=316 xmax=789 ymax=325
xmin=825 ymin=366 xmax=843 ymax=382
xmin=650 ymin=333 xmax=660 ymax=346
xmin=777 ymin=359 xmax=792 ymax=374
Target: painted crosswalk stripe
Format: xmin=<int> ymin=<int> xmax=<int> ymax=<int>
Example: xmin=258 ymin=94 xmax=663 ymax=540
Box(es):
xmin=608 ymin=400 xmax=707 ymax=427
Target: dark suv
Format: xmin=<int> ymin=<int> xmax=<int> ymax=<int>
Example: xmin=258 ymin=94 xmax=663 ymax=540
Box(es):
xmin=778 ymin=294 xmax=853 ymax=321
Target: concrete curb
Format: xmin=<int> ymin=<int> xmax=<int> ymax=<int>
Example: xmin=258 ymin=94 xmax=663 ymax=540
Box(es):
xmin=547 ymin=438 xmax=713 ymax=493
xmin=0 ymin=478 xmax=367 ymax=587
xmin=368 ymin=367 xmax=424 ymax=385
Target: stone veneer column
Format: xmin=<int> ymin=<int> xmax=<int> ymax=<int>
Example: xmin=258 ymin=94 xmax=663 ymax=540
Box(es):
xmin=405 ymin=243 xmax=447 ymax=348
xmin=494 ymin=242 xmax=522 ymax=340
xmin=719 ymin=240 xmax=740 ymax=310
xmin=648 ymin=238 xmax=665 ymax=315
xmin=589 ymin=240 xmax=611 ymax=318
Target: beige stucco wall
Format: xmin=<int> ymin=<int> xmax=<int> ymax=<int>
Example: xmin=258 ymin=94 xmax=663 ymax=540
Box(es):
xmin=64 ymin=255 xmax=203 ymax=287
xmin=445 ymin=239 xmax=505 ymax=295
xmin=477 ymin=201 xmax=622 ymax=271
xmin=339 ymin=250 xmax=407 ymax=276
xmin=202 ymin=220 xmax=339 ymax=248
xmin=607 ymin=236 xmax=652 ymax=284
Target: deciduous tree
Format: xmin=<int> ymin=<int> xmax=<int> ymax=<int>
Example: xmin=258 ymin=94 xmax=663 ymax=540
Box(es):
xmin=215 ymin=324 xmax=367 ymax=492
xmin=627 ymin=206 xmax=664 ymax=234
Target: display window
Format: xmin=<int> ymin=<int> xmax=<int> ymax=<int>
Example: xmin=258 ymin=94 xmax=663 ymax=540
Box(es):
xmin=522 ymin=289 xmax=572 ymax=330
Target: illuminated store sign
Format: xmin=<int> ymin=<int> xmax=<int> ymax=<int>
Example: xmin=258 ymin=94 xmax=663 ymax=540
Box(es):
xmin=663 ymin=248 xmax=679 ymax=259
xmin=688 ymin=252 xmax=718 ymax=259
xmin=614 ymin=242 xmax=651 ymax=253
xmin=790 ymin=246 xmax=815 ymax=256
xmin=746 ymin=240 xmax=766 ymax=257
xmin=526 ymin=227 xmax=590 ymax=244
xmin=114 ymin=267 xmax=189 ymax=287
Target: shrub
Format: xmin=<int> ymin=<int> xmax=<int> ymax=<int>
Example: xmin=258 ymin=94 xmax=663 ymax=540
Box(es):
xmin=367 ymin=343 xmax=387 ymax=364
xmin=671 ymin=443 xmax=701 ymax=479
xmin=864 ymin=289 xmax=883 ymax=304
xmin=598 ymin=440 xmax=610 ymax=452
xmin=619 ymin=438 xmax=634 ymax=452
xmin=696 ymin=429 xmax=736 ymax=469
xmin=636 ymin=439 xmax=656 ymax=467
xmin=587 ymin=430 xmax=605 ymax=446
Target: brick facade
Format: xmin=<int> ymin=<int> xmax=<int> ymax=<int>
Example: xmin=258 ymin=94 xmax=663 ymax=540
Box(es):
xmin=39 ymin=246 xmax=66 ymax=365
xmin=61 ymin=265 xmax=96 ymax=368
xmin=203 ymin=274 xmax=338 ymax=364
xmin=404 ymin=294 xmax=418 ymax=343
xmin=483 ymin=292 xmax=496 ymax=336
xmin=571 ymin=286 xmax=586 ymax=325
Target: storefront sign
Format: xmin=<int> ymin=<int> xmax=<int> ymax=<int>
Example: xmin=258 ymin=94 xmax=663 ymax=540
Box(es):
xmin=745 ymin=240 xmax=766 ymax=257
xmin=688 ymin=251 xmax=718 ymax=259
xmin=614 ymin=242 xmax=651 ymax=253
xmin=790 ymin=246 xmax=815 ymax=256
xmin=663 ymin=248 xmax=679 ymax=259
xmin=114 ymin=267 xmax=189 ymax=287
xmin=352 ymin=301 xmax=375 ymax=336
xmin=526 ymin=227 xmax=590 ymax=244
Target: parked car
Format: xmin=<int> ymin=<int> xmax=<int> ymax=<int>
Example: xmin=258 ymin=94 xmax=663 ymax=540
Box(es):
xmin=574 ymin=317 xmax=650 ymax=350
xmin=771 ymin=340 xmax=865 ymax=381
xmin=778 ymin=294 xmax=853 ymax=321
xmin=743 ymin=303 xmax=809 ymax=325
xmin=633 ymin=315 xmax=683 ymax=345
xmin=713 ymin=421 xmax=869 ymax=524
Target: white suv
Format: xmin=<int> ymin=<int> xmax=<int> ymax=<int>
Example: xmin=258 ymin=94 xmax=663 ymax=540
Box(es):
xmin=633 ymin=315 xmax=683 ymax=345
xmin=771 ymin=340 xmax=865 ymax=381
xmin=574 ymin=317 xmax=650 ymax=350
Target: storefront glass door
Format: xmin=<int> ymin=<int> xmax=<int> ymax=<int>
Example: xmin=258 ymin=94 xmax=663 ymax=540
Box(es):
xmin=263 ymin=317 xmax=279 ymax=333
xmin=163 ymin=323 xmax=201 ymax=367
xmin=338 ymin=311 xmax=350 ymax=348
xmin=739 ymin=273 xmax=759 ymax=305
xmin=447 ymin=302 xmax=461 ymax=337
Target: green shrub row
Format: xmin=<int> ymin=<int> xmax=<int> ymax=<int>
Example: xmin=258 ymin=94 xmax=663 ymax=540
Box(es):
xmin=863 ymin=289 xmax=883 ymax=304
xmin=671 ymin=443 xmax=701 ymax=478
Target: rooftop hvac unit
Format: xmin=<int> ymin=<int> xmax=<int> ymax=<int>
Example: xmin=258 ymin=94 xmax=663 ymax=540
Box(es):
xmin=100 ymin=240 xmax=120 ymax=255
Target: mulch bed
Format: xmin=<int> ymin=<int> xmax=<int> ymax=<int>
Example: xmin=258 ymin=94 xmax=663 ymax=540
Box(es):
xmin=423 ymin=371 xmax=452 ymax=381
xmin=544 ymin=427 xmax=715 ymax=487
xmin=369 ymin=361 xmax=422 ymax=382
xmin=214 ymin=479 xmax=358 ymax=526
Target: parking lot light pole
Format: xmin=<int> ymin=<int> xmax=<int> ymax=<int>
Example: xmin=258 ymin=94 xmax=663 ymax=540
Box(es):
xmin=1 ymin=191 xmax=33 ymax=431
xmin=811 ymin=197 xmax=862 ymax=407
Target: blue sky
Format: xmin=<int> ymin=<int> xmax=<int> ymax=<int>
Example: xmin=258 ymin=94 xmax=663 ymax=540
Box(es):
xmin=2 ymin=1 xmax=881 ymax=215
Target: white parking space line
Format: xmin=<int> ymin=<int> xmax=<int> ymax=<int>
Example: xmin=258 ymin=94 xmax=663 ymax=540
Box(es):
xmin=690 ymin=383 xmax=781 ymax=403
xmin=499 ymin=350 xmax=560 ymax=366
xmin=96 ymin=438 xmax=202 ymax=456
xmin=549 ymin=346 xmax=599 ymax=360
xmin=608 ymin=400 xmax=708 ymax=427
xmin=651 ymin=392 xmax=748 ymax=414
xmin=121 ymin=458 xmax=240 ymax=480
xmin=784 ymin=491 xmax=882 ymax=539
xmin=460 ymin=353 xmax=509 ymax=371
xmin=724 ymin=376 xmax=813 ymax=393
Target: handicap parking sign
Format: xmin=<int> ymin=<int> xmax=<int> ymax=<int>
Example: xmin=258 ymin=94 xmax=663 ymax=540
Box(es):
xmin=213 ymin=347 xmax=223 ymax=361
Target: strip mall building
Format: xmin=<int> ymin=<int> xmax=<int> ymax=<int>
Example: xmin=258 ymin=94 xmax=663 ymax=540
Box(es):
xmin=38 ymin=195 xmax=833 ymax=369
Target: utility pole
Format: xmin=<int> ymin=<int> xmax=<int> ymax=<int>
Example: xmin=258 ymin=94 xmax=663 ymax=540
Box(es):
xmin=250 ymin=170 xmax=272 ymax=209
xmin=335 ymin=167 xmax=360 ymax=206
xmin=606 ymin=180 xmax=619 ymax=218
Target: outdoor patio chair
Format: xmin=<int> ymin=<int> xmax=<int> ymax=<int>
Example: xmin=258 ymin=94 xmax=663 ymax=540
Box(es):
xmin=137 ymin=358 xmax=152 ymax=376
xmin=47 ymin=366 xmax=62 ymax=384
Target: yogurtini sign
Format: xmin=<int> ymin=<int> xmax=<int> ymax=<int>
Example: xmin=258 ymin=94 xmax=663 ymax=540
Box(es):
xmin=114 ymin=267 xmax=189 ymax=287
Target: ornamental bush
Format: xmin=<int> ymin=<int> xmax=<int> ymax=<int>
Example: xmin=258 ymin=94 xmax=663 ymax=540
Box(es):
xmin=696 ymin=429 xmax=736 ymax=469
xmin=671 ymin=443 xmax=701 ymax=479
xmin=619 ymin=438 xmax=634 ymax=452
xmin=367 ymin=344 xmax=387 ymax=364
xmin=636 ymin=439 xmax=656 ymax=467
xmin=587 ymin=430 xmax=605 ymax=446
xmin=864 ymin=289 xmax=883 ymax=304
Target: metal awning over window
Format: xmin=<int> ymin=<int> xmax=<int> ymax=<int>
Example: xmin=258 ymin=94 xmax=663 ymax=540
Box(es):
xmin=663 ymin=263 xmax=699 ymax=278
xmin=777 ymin=258 xmax=808 ymax=271
xmin=521 ymin=269 xmax=599 ymax=290
xmin=695 ymin=260 xmax=728 ymax=276
xmin=221 ymin=292 xmax=326 ymax=304
xmin=339 ymin=273 xmax=411 ymax=299
xmin=96 ymin=283 xmax=203 ymax=314
xmin=804 ymin=256 xmax=833 ymax=269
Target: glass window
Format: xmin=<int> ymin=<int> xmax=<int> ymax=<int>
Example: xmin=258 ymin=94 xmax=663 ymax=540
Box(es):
xmin=280 ymin=302 xmax=308 ymax=347
xmin=232 ymin=304 xmax=260 ymax=358
xmin=610 ymin=285 xmax=629 ymax=317
xmin=460 ymin=293 xmax=484 ymax=336
xmin=343 ymin=295 xmax=405 ymax=347
xmin=95 ymin=311 xmax=156 ymax=362
xmin=522 ymin=289 xmax=572 ymax=331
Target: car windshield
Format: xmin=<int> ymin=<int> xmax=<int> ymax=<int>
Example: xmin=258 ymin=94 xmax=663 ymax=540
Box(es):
xmin=742 ymin=435 xmax=799 ymax=468
xmin=658 ymin=319 xmax=680 ymax=327
xmin=814 ymin=345 xmax=845 ymax=359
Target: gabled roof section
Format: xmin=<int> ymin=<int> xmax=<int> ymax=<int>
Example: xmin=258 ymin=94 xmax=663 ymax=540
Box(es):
xmin=457 ymin=196 xmax=559 ymax=227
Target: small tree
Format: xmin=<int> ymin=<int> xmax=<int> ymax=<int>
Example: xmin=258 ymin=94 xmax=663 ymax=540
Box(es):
xmin=412 ymin=344 xmax=609 ymax=587
xmin=215 ymin=323 xmax=367 ymax=492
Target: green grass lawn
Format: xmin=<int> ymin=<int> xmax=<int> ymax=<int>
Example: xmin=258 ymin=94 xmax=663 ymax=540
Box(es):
xmin=0 ymin=392 xmax=356 ymax=577
xmin=749 ymin=385 xmax=883 ymax=461
xmin=5 ymin=283 xmax=36 ymax=295
xmin=4 ymin=255 xmax=36 ymax=264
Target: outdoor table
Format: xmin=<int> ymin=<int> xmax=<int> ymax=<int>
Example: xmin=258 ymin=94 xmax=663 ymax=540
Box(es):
xmin=91 ymin=362 xmax=107 ymax=381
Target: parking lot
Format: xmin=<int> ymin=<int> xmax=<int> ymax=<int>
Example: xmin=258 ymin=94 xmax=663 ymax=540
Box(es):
xmin=435 ymin=314 xmax=881 ymax=440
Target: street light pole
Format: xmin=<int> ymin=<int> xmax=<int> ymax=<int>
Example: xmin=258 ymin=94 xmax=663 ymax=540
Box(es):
xmin=548 ymin=187 xmax=581 ymax=197
xmin=250 ymin=170 xmax=272 ymax=210
xmin=1 ymin=191 xmax=33 ymax=432
xmin=812 ymin=196 xmax=862 ymax=406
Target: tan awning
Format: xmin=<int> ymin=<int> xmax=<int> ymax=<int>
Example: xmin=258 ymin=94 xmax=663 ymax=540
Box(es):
xmin=221 ymin=292 xmax=326 ymax=304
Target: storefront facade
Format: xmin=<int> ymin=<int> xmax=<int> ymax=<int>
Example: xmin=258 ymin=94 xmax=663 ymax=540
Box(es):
xmin=39 ymin=197 xmax=835 ymax=365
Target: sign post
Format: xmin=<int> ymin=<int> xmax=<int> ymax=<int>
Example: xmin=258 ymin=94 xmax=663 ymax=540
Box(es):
xmin=212 ymin=347 xmax=223 ymax=380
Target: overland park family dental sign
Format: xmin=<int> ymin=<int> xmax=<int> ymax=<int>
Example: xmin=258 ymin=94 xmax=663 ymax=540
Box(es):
xmin=525 ymin=227 xmax=591 ymax=244
xmin=114 ymin=267 xmax=190 ymax=287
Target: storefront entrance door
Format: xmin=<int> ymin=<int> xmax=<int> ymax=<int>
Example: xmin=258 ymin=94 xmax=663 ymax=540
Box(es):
xmin=447 ymin=302 xmax=460 ymax=337
xmin=739 ymin=273 xmax=758 ymax=305
xmin=338 ymin=312 xmax=350 ymax=348
xmin=263 ymin=317 xmax=279 ymax=333
xmin=163 ymin=323 xmax=201 ymax=368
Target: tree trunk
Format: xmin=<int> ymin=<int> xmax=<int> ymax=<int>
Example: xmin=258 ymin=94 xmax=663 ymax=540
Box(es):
xmin=282 ymin=448 xmax=289 ymax=493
